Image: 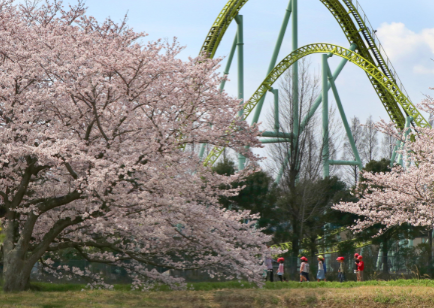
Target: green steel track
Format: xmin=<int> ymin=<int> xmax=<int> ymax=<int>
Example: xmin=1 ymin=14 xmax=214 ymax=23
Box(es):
xmin=200 ymin=0 xmax=247 ymax=59
xmin=198 ymin=0 xmax=428 ymax=254
xmin=203 ymin=43 xmax=429 ymax=166
xmin=200 ymin=0 xmax=417 ymax=128
xmin=200 ymin=0 xmax=430 ymax=166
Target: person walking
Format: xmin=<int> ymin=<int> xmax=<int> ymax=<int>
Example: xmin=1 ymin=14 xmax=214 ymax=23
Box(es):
xmin=317 ymin=255 xmax=326 ymax=282
xmin=354 ymin=253 xmax=360 ymax=281
xmin=265 ymin=255 xmax=274 ymax=282
xmin=300 ymin=257 xmax=310 ymax=282
xmin=357 ymin=255 xmax=364 ymax=281
xmin=337 ymin=257 xmax=345 ymax=283
xmin=277 ymin=257 xmax=285 ymax=282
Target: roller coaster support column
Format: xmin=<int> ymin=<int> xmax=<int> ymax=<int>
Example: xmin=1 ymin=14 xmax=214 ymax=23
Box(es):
xmin=275 ymin=44 xmax=357 ymax=184
xmin=274 ymin=0 xmax=299 ymax=183
xmin=390 ymin=141 xmax=399 ymax=167
xmin=398 ymin=116 xmax=413 ymax=167
xmin=251 ymin=0 xmax=292 ymax=125
xmin=392 ymin=115 xmax=413 ymax=167
xmin=299 ymin=44 xmax=357 ymax=133
xmin=235 ymin=15 xmax=246 ymax=170
xmin=198 ymin=34 xmax=238 ymax=159
xmin=326 ymin=59 xmax=363 ymax=171
xmin=272 ymin=88 xmax=280 ymax=133
xmin=219 ymin=34 xmax=238 ymax=92
xmin=322 ymin=54 xmax=329 ymax=178
xmin=292 ymin=0 xmax=299 ymax=140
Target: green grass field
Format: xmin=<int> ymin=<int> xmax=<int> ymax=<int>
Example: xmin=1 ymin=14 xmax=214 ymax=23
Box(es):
xmin=1 ymin=280 xmax=434 ymax=307
xmin=26 ymin=278 xmax=434 ymax=292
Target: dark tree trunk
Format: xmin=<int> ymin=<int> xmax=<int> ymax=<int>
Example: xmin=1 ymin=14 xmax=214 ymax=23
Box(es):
xmin=382 ymin=237 xmax=389 ymax=275
xmin=428 ymin=230 xmax=433 ymax=277
xmin=287 ymin=167 xmax=300 ymax=281
xmin=3 ymin=251 xmax=33 ymax=292
xmin=290 ymin=239 xmax=299 ymax=280
xmin=2 ymin=217 xmax=34 ymax=292
xmin=429 ymin=230 xmax=433 ymax=263
xmin=309 ymin=237 xmax=317 ymax=278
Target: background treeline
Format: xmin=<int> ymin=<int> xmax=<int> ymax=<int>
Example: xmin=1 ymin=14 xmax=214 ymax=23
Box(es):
xmin=212 ymin=157 xmax=434 ymax=281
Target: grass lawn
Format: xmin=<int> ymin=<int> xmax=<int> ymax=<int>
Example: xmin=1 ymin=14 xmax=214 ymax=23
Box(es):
xmin=0 ymin=280 xmax=434 ymax=307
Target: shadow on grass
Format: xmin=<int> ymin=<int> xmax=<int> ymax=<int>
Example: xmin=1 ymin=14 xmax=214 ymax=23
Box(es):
xmin=20 ymin=278 xmax=434 ymax=293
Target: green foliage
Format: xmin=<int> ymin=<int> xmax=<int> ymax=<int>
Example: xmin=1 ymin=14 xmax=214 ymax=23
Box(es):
xmin=364 ymin=158 xmax=392 ymax=174
xmin=290 ymin=177 xmax=355 ymax=256
xmin=354 ymin=159 xmax=432 ymax=275
xmin=213 ymin=157 xmax=358 ymax=261
xmin=212 ymin=158 xmax=278 ymax=234
xmin=336 ymin=240 xmax=356 ymax=257
xmin=212 ymin=158 xmax=236 ymax=177
xmin=0 ymin=225 xmax=4 ymax=244
xmin=359 ymin=158 xmax=392 ymax=193
xmin=25 ymin=279 xmax=434 ymax=293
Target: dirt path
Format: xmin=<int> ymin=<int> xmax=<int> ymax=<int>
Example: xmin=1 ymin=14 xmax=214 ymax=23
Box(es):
xmin=0 ymin=286 xmax=434 ymax=307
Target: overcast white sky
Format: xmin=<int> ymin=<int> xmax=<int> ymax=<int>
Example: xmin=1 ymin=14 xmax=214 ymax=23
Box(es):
xmin=79 ymin=0 xmax=434 ymax=162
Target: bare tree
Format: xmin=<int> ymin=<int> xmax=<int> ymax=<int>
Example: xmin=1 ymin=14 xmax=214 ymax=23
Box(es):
xmin=341 ymin=116 xmax=365 ymax=186
xmin=266 ymin=59 xmax=342 ymax=182
xmin=265 ymin=59 xmax=342 ymax=278
xmin=381 ymin=133 xmax=396 ymax=160
xmin=361 ymin=115 xmax=379 ymax=163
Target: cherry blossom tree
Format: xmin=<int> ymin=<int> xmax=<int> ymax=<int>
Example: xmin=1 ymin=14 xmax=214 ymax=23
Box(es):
xmin=333 ymin=97 xmax=434 ymax=237
xmin=0 ymin=0 xmax=272 ymax=292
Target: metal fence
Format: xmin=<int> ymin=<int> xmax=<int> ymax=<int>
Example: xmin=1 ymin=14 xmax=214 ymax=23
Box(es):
xmin=27 ymin=244 xmax=434 ymax=284
xmin=30 ymin=260 xmax=132 ymax=284
xmin=29 ymin=259 xmax=220 ymax=284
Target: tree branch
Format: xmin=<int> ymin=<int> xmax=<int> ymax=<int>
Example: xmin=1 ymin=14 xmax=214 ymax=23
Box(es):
xmin=64 ymin=163 xmax=78 ymax=180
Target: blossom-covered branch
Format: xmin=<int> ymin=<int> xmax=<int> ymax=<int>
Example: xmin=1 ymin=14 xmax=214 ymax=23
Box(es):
xmin=0 ymin=0 xmax=273 ymax=291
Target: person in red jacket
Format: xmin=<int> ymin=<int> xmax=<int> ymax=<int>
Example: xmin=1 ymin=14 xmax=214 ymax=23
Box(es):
xmin=357 ymin=255 xmax=364 ymax=281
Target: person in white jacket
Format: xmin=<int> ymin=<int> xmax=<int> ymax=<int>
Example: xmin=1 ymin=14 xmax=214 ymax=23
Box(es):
xmin=300 ymin=256 xmax=310 ymax=282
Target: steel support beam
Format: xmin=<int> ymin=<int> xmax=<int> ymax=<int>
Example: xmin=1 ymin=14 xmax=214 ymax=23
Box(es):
xmin=322 ymin=54 xmax=329 ymax=178
xmin=272 ymin=88 xmax=280 ymax=133
xmin=219 ymin=33 xmax=239 ymax=92
xmin=299 ymin=44 xmax=357 ymax=133
xmin=235 ymin=15 xmax=246 ymax=170
xmin=329 ymin=160 xmax=361 ymax=166
xmin=251 ymin=0 xmax=292 ymax=125
xmin=275 ymin=0 xmax=298 ymax=185
xmin=396 ymin=116 xmax=413 ymax=166
xmin=390 ymin=141 xmax=400 ymax=167
xmin=292 ymin=0 xmax=299 ymax=140
xmin=326 ymin=62 xmax=363 ymax=171
xmin=262 ymin=131 xmax=293 ymax=138
xmin=259 ymin=138 xmax=291 ymax=144
xmin=274 ymin=45 xmax=357 ymax=184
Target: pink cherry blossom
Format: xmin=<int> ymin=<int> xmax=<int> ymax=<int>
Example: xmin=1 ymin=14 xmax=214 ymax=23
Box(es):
xmin=0 ymin=0 xmax=276 ymax=291
xmin=333 ymin=96 xmax=434 ymax=235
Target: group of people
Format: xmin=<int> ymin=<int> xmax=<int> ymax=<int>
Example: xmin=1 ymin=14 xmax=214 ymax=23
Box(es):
xmin=265 ymin=256 xmax=287 ymax=282
xmin=336 ymin=254 xmax=365 ymax=283
xmin=264 ymin=253 xmax=365 ymax=282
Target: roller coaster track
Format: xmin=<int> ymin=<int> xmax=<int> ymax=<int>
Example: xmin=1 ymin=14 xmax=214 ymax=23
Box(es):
xmin=203 ymin=43 xmax=429 ymax=166
xmin=200 ymin=0 xmax=430 ymax=166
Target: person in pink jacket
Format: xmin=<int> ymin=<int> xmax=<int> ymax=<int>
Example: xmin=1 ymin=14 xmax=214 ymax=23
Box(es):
xmin=277 ymin=257 xmax=286 ymax=282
